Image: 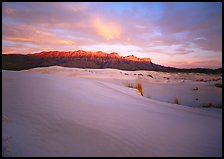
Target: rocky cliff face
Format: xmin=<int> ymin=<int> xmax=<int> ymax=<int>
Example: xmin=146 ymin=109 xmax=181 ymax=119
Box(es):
xmin=3 ymin=50 xmax=221 ymax=73
xmin=4 ymin=50 xmax=153 ymax=71
xmin=29 ymin=50 xmax=151 ymax=62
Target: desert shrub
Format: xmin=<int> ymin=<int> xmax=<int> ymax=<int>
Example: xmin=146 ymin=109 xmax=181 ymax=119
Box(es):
xmin=202 ymin=103 xmax=222 ymax=108
xmin=202 ymin=103 xmax=213 ymax=108
xmin=137 ymin=83 xmax=143 ymax=96
xmin=193 ymin=87 xmax=199 ymax=91
xmin=174 ymin=97 xmax=180 ymax=104
xmin=196 ymin=78 xmax=221 ymax=82
xmin=138 ymin=73 xmax=143 ymax=76
xmin=126 ymin=82 xmax=143 ymax=96
xmin=196 ymin=79 xmax=204 ymax=82
xmin=147 ymin=74 xmax=154 ymax=78
xmin=127 ymin=83 xmax=135 ymax=88
xmin=214 ymin=83 xmax=222 ymax=88
xmin=210 ymin=78 xmax=221 ymax=81
xmin=163 ymin=77 xmax=170 ymax=80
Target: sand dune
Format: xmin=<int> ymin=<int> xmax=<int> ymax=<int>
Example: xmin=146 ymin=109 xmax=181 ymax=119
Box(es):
xmin=25 ymin=66 xmax=222 ymax=108
xmin=2 ymin=66 xmax=222 ymax=157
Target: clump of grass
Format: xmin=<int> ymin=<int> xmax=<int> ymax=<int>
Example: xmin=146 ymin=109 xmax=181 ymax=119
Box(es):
xmin=137 ymin=83 xmax=143 ymax=96
xmin=163 ymin=77 xmax=170 ymax=80
xmin=210 ymin=77 xmax=221 ymax=81
xmin=126 ymin=82 xmax=143 ymax=96
xmin=174 ymin=97 xmax=180 ymax=104
xmin=202 ymin=103 xmax=222 ymax=108
xmin=214 ymin=83 xmax=222 ymax=88
xmin=193 ymin=87 xmax=199 ymax=91
xmin=138 ymin=73 xmax=143 ymax=76
xmin=127 ymin=83 xmax=135 ymax=88
xmin=147 ymin=74 xmax=154 ymax=78
xmin=196 ymin=78 xmax=221 ymax=82
xmin=196 ymin=79 xmax=204 ymax=82
xmin=202 ymin=103 xmax=213 ymax=108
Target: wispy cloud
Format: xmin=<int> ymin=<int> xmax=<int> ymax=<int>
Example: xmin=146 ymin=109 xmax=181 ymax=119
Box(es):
xmin=91 ymin=16 xmax=121 ymax=40
xmin=2 ymin=2 xmax=222 ymax=68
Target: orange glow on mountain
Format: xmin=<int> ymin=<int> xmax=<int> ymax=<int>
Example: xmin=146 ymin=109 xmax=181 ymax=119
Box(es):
xmin=124 ymin=55 xmax=151 ymax=62
xmin=2 ymin=2 xmax=222 ymax=69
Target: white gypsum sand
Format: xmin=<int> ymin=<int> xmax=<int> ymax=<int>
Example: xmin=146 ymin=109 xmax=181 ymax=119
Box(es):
xmin=2 ymin=66 xmax=222 ymax=157
xmin=24 ymin=66 xmax=222 ymax=108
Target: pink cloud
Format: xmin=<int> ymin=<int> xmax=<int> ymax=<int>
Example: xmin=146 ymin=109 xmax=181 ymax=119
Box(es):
xmin=2 ymin=2 xmax=222 ymax=69
xmin=167 ymin=59 xmax=222 ymax=69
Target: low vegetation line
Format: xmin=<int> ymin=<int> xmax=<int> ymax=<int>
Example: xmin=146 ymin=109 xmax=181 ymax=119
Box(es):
xmin=127 ymin=82 xmax=143 ymax=96
xmin=174 ymin=97 xmax=180 ymax=104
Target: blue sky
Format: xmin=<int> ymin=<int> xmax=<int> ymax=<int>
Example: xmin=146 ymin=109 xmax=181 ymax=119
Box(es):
xmin=2 ymin=2 xmax=222 ymax=68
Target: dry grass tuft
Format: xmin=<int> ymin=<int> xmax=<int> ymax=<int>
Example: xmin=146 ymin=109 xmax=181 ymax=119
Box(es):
xmin=214 ymin=83 xmax=222 ymax=88
xmin=127 ymin=83 xmax=135 ymax=88
xmin=137 ymin=83 xmax=143 ymax=96
xmin=202 ymin=103 xmax=222 ymax=108
xmin=174 ymin=97 xmax=180 ymax=104
xmin=138 ymin=73 xmax=144 ymax=76
xmin=196 ymin=78 xmax=221 ymax=82
xmin=126 ymin=82 xmax=143 ymax=96
xmin=163 ymin=77 xmax=170 ymax=80
xmin=196 ymin=79 xmax=204 ymax=82
xmin=193 ymin=87 xmax=199 ymax=91
xmin=210 ymin=77 xmax=221 ymax=81
xmin=147 ymin=74 xmax=154 ymax=78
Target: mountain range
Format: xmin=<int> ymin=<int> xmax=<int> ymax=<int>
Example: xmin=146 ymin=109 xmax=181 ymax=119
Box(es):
xmin=2 ymin=50 xmax=222 ymax=74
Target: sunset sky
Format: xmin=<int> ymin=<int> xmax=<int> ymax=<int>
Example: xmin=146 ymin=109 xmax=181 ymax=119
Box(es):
xmin=2 ymin=2 xmax=222 ymax=69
